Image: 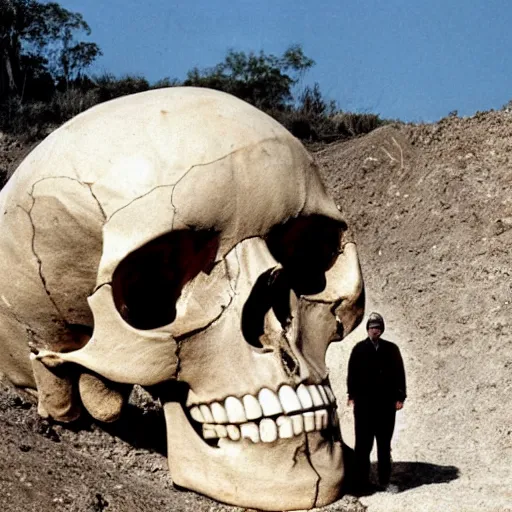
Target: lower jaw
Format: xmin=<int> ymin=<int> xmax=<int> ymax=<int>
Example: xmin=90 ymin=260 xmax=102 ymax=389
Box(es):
xmin=163 ymin=401 xmax=345 ymax=510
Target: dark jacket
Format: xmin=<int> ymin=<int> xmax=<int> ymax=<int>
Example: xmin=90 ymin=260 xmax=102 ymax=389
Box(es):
xmin=347 ymin=338 xmax=406 ymax=403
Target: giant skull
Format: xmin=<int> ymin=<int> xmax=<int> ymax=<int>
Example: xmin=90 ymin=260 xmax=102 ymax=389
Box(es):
xmin=0 ymin=87 xmax=364 ymax=510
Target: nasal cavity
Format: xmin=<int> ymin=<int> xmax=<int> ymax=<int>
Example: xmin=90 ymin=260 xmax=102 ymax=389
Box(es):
xmin=241 ymin=268 xmax=292 ymax=349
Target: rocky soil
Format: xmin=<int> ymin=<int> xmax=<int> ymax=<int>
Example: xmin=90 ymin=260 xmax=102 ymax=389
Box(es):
xmin=321 ymin=111 xmax=512 ymax=512
xmin=1 ymin=110 xmax=511 ymax=511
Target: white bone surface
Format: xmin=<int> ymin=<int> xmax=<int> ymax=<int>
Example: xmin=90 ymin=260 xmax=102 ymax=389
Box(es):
xmin=297 ymin=384 xmax=314 ymax=409
xmin=0 ymin=87 xmax=364 ymax=510
xmin=226 ymin=425 xmax=241 ymax=441
xmin=317 ymin=385 xmax=329 ymax=405
xmin=240 ymin=422 xmax=260 ymax=443
xmin=189 ymin=406 xmax=205 ymax=423
xmin=276 ymin=416 xmax=294 ymax=439
xmin=242 ymin=394 xmax=263 ymax=420
xmin=189 ymin=384 xmax=337 ymax=421
xmin=303 ymin=412 xmax=316 ymax=432
xmin=315 ymin=409 xmax=329 ymax=430
xmin=199 ymin=405 xmax=214 ymax=424
xmin=308 ymin=385 xmax=324 ymax=407
xmin=214 ymin=425 xmax=228 ymax=438
xmin=211 ymin=402 xmax=228 ymax=424
xmin=291 ymin=414 xmax=305 ymax=436
xmin=324 ymin=385 xmax=336 ymax=403
xmin=259 ymin=418 xmax=278 ymax=443
xmin=258 ymin=388 xmax=283 ymax=416
xmin=203 ymin=425 xmax=217 ymax=439
xmin=224 ymin=396 xmax=247 ymax=424
xmin=278 ymin=385 xmax=302 ymax=413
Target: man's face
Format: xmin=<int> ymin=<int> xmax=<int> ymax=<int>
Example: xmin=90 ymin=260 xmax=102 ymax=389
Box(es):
xmin=368 ymin=326 xmax=382 ymax=341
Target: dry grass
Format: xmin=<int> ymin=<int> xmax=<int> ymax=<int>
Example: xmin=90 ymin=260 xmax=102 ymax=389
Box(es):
xmin=1 ymin=79 xmax=388 ymax=143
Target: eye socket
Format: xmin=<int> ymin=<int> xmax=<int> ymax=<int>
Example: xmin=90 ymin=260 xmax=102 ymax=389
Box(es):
xmin=266 ymin=215 xmax=346 ymax=295
xmin=112 ymin=230 xmax=218 ymax=330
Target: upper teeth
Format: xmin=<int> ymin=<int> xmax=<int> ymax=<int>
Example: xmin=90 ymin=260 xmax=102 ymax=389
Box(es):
xmin=189 ymin=384 xmax=338 ymax=444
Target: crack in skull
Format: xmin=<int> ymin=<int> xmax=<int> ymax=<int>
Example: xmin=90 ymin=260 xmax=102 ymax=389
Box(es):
xmin=19 ymin=201 xmax=68 ymax=325
xmin=0 ymin=88 xmax=364 ymax=510
xmin=304 ymin=434 xmax=322 ymax=508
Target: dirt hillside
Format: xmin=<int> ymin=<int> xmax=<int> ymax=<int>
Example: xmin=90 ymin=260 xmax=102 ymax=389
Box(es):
xmin=1 ymin=110 xmax=511 ymax=512
xmin=321 ymin=112 xmax=512 ymax=512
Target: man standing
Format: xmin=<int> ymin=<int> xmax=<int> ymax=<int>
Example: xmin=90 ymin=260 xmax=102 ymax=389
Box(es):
xmin=347 ymin=312 xmax=406 ymax=493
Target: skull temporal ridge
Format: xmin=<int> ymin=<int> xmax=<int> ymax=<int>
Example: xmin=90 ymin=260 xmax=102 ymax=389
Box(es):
xmin=0 ymin=87 xmax=364 ymax=510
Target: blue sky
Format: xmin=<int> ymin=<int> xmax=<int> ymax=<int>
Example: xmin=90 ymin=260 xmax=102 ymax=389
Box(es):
xmin=55 ymin=0 xmax=512 ymax=122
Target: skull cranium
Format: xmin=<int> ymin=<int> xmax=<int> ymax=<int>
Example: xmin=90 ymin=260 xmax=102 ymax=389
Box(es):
xmin=0 ymin=87 xmax=364 ymax=510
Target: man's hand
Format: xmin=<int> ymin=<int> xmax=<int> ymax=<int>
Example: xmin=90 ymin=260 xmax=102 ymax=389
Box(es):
xmin=396 ymin=401 xmax=404 ymax=410
xmin=347 ymin=399 xmax=354 ymax=407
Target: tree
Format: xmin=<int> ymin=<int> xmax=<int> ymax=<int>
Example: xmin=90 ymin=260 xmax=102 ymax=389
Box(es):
xmin=35 ymin=2 xmax=101 ymax=86
xmin=298 ymin=82 xmax=335 ymax=117
xmin=184 ymin=45 xmax=314 ymax=111
xmin=0 ymin=0 xmax=18 ymax=97
xmin=0 ymin=0 xmax=101 ymax=99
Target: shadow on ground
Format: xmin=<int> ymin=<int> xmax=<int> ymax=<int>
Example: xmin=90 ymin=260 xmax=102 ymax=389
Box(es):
xmin=101 ymin=403 xmax=168 ymax=455
xmin=374 ymin=461 xmax=460 ymax=492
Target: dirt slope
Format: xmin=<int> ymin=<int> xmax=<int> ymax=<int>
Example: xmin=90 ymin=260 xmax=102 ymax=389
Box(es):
xmin=320 ymin=112 xmax=512 ymax=511
xmin=1 ymin=111 xmax=511 ymax=512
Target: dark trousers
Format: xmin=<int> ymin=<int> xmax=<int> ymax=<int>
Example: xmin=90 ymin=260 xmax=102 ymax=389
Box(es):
xmin=354 ymin=399 xmax=396 ymax=487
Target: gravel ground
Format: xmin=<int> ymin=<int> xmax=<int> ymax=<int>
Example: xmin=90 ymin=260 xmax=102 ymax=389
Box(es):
xmin=1 ymin=109 xmax=511 ymax=511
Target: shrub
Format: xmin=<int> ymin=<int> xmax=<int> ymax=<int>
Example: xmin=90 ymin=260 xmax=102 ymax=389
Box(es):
xmin=270 ymin=108 xmax=385 ymax=142
xmin=329 ymin=112 xmax=385 ymax=138
xmin=0 ymin=73 xmax=155 ymax=140
xmin=91 ymin=73 xmax=151 ymax=102
xmin=0 ymin=88 xmax=102 ymax=140
xmin=51 ymin=88 xmax=101 ymax=120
